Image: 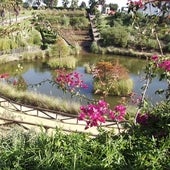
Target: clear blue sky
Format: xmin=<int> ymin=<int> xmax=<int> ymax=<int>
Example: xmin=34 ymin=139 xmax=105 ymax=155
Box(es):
xmin=58 ymin=0 xmax=128 ymax=9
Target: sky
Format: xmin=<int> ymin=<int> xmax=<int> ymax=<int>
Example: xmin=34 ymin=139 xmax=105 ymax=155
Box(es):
xmin=58 ymin=0 xmax=128 ymax=9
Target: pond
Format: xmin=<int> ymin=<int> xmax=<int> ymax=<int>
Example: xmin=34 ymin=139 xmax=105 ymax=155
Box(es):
xmin=1 ymin=53 xmax=167 ymax=106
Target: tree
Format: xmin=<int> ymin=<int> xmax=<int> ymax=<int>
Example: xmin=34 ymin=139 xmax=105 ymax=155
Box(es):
xmin=51 ymin=37 xmax=70 ymax=58
xmin=13 ymin=3 xmax=21 ymax=22
xmin=89 ymin=0 xmax=97 ymax=14
xmin=98 ymin=0 xmax=105 ymax=6
xmin=70 ymin=0 xmax=78 ymax=9
xmin=109 ymin=3 xmax=118 ymax=11
xmin=44 ymin=0 xmax=58 ymax=8
xmin=0 ymin=6 xmax=5 ymax=25
xmin=62 ymin=0 xmax=69 ymax=8
xmin=79 ymin=1 xmax=87 ymax=9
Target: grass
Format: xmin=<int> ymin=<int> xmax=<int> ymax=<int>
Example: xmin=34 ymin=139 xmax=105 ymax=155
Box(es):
xmin=106 ymin=46 xmax=153 ymax=59
xmin=94 ymin=78 xmax=133 ymax=96
xmin=47 ymin=56 xmax=77 ymax=69
xmin=0 ymin=82 xmax=80 ymax=114
xmin=20 ymin=50 xmax=47 ymax=61
xmin=0 ymin=121 xmax=169 ymax=169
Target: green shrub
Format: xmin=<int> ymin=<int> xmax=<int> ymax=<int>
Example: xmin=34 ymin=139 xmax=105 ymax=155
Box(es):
xmin=61 ymin=16 xmax=70 ymax=26
xmin=94 ymin=78 xmax=133 ymax=96
xmin=21 ymin=51 xmax=45 ymax=60
xmin=47 ymin=56 xmax=77 ymax=69
xmin=51 ymin=37 xmax=70 ymax=57
xmin=28 ymin=29 xmax=42 ymax=45
xmin=166 ymin=42 xmax=170 ymax=52
xmin=0 ymin=38 xmax=11 ymax=53
xmin=101 ymin=26 xmax=128 ymax=48
xmin=0 ymin=120 xmax=169 ymax=170
xmin=70 ymin=17 xmax=89 ymax=29
xmin=90 ymin=41 xmax=99 ymax=53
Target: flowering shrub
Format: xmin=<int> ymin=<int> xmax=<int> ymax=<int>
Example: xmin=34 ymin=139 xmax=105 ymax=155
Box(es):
xmin=151 ymin=55 xmax=170 ymax=72
xmin=136 ymin=113 xmax=149 ymax=125
xmin=0 ymin=73 xmax=9 ymax=79
xmin=92 ymin=61 xmax=133 ymax=96
xmin=55 ymin=69 xmax=88 ymax=92
xmin=127 ymin=0 xmax=144 ymax=12
xmin=150 ymin=55 xmax=170 ymax=98
xmin=78 ymin=100 xmax=126 ymax=129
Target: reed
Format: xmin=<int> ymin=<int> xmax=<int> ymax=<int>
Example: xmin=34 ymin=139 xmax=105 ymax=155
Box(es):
xmin=47 ymin=56 xmax=77 ymax=69
xmin=0 ymin=83 xmax=80 ymax=114
xmin=94 ymin=78 xmax=133 ymax=96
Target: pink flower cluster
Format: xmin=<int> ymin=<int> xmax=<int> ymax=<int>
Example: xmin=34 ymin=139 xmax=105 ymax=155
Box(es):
xmin=78 ymin=100 xmax=126 ymax=129
xmin=159 ymin=60 xmax=170 ymax=72
xmin=128 ymin=0 xmax=143 ymax=8
xmin=151 ymin=55 xmax=170 ymax=72
xmin=136 ymin=113 xmax=149 ymax=125
xmin=55 ymin=70 xmax=88 ymax=91
xmin=0 ymin=73 xmax=9 ymax=79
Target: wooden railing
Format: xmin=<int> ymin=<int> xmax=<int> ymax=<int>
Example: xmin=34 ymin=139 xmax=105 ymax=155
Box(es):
xmin=0 ymin=95 xmax=121 ymax=136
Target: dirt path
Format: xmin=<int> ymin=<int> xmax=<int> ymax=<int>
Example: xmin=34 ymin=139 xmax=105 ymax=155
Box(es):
xmin=0 ymin=97 xmax=120 ymax=136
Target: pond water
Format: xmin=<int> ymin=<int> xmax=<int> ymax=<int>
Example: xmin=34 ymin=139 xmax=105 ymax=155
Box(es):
xmin=1 ymin=53 xmax=167 ymax=106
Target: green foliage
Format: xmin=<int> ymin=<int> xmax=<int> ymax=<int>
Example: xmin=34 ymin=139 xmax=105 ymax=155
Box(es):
xmin=51 ymin=37 xmax=70 ymax=58
xmin=0 ymin=83 xmax=80 ymax=114
xmin=109 ymin=3 xmax=118 ymax=11
xmin=101 ymin=26 xmax=128 ymax=48
xmin=94 ymin=78 xmax=133 ymax=96
xmin=93 ymin=61 xmax=133 ymax=96
xmin=28 ymin=29 xmax=42 ymax=46
xmin=97 ymin=11 xmax=169 ymax=52
xmin=166 ymin=42 xmax=170 ymax=52
xmin=14 ymin=76 xmax=28 ymax=91
xmin=0 ymin=116 xmax=169 ymax=170
xmin=90 ymin=41 xmax=100 ymax=53
xmin=61 ymin=15 xmax=70 ymax=26
xmin=47 ymin=56 xmax=77 ymax=69
xmin=0 ymin=38 xmax=12 ymax=53
xmin=70 ymin=16 xmax=89 ymax=29
xmin=21 ymin=51 xmax=45 ymax=61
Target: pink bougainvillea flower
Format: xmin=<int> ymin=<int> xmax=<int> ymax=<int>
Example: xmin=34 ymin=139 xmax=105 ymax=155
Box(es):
xmin=159 ymin=60 xmax=170 ymax=72
xmin=78 ymin=100 xmax=127 ymax=129
xmin=151 ymin=55 xmax=159 ymax=62
xmin=114 ymin=105 xmax=127 ymax=121
xmin=136 ymin=113 xmax=149 ymax=125
xmin=55 ymin=70 xmax=88 ymax=91
xmin=128 ymin=0 xmax=143 ymax=8
xmin=0 ymin=73 xmax=9 ymax=79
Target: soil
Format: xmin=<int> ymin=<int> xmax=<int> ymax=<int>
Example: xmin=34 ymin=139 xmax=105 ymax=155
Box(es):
xmin=59 ymin=28 xmax=93 ymax=52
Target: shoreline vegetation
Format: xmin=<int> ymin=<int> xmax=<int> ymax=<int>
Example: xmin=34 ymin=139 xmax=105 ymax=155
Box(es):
xmin=0 ymin=83 xmax=80 ymax=114
xmin=0 ymin=5 xmax=169 ymax=169
xmin=0 ymin=9 xmax=169 ymax=114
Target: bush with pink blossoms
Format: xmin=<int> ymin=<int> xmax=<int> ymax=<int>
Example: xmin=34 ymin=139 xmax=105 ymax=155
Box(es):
xmin=150 ymin=55 xmax=170 ymax=98
xmin=127 ymin=0 xmax=144 ymax=12
xmin=55 ymin=69 xmax=88 ymax=93
xmin=0 ymin=73 xmax=10 ymax=79
xmin=78 ymin=100 xmax=126 ymax=129
xmin=159 ymin=60 xmax=170 ymax=72
xmin=151 ymin=55 xmax=170 ymax=72
xmin=136 ymin=113 xmax=149 ymax=126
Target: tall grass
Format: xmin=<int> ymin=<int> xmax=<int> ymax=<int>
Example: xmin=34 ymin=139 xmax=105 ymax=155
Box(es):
xmin=47 ymin=56 xmax=77 ymax=69
xmin=94 ymin=78 xmax=133 ymax=96
xmin=0 ymin=122 xmax=169 ymax=169
xmin=0 ymin=83 xmax=80 ymax=114
xmin=21 ymin=50 xmax=46 ymax=61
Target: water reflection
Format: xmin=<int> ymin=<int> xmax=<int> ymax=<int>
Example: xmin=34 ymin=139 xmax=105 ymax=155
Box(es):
xmin=0 ymin=54 xmax=167 ymax=106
